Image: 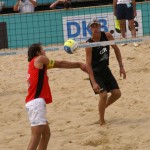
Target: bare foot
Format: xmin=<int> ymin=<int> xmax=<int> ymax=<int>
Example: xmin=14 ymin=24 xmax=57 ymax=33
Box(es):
xmin=100 ymin=120 xmax=106 ymax=126
xmin=90 ymin=120 xmax=106 ymax=126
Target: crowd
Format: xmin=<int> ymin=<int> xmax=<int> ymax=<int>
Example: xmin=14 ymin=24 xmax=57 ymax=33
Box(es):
xmin=13 ymin=0 xmax=37 ymax=13
xmin=0 ymin=0 xmax=147 ymax=13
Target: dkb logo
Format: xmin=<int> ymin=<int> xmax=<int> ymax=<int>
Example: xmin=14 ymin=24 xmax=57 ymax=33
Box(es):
xmin=66 ymin=17 xmax=108 ymax=40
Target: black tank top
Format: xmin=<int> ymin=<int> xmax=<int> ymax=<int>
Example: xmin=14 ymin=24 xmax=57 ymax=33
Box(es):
xmin=86 ymin=32 xmax=110 ymax=72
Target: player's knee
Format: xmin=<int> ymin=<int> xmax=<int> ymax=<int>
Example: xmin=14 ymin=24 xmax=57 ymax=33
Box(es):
xmin=47 ymin=132 xmax=51 ymax=141
xmin=43 ymin=131 xmax=51 ymax=142
xmin=115 ymin=90 xmax=121 ymax=99
xmin=129 ymin=23 xmax=135 ymax=29
xmin=112 ymin=89 xmax=121 ymax=100
xmin=46 ymin=130 xmax=51 ymax=139
xmin=100 ymin=91 xmax=107 ymax=100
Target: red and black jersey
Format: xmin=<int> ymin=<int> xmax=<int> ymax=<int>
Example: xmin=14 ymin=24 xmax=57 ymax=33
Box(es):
xmin=25 ymin=57 xmax=52 ymax=104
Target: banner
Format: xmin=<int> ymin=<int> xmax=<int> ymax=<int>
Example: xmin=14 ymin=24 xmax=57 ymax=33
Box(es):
xmin=63 ymin=10 xmax=143 ymax=42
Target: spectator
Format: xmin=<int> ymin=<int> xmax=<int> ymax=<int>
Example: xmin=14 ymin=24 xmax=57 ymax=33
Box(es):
xmin=0 ymin=1 xmax=5 ymax=12
xmin=50 ymin=0 xmax=71 ymax=9
xmin=113 ymin=0 xmax=139 ymax=47
xmin=13 ymin=0 xmax=37 ymax=13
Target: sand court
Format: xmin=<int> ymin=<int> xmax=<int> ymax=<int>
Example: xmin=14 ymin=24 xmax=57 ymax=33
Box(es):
xmin=0 ymin=43 xmax=150 ymax=150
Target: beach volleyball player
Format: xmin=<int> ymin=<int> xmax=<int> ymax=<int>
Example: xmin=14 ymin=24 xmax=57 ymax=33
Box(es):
xmin=25 ymin=43 xmax=87 ymax=150
xmin=85 ymin=18 xmax=126 ymax=126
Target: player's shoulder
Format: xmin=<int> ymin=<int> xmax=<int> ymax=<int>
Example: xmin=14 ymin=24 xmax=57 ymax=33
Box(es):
xmin=36 ymin=55 xmax=48 ymax=63
xmin=86 ymin=37 xmax=92 ymax=43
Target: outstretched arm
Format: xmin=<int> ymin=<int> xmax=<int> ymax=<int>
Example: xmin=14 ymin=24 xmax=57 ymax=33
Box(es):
xmin=53 ymin=60 xmax=87 ymax=72
xmin=106 ymin=32 xmax=126 ymax=79
xmin=34 ymin=55 xmax=87 ymax=72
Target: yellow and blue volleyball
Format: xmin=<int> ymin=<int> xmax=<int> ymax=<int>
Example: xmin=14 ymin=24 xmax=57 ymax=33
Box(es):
xmin=64 ymin=39 xmax=78 ymax=54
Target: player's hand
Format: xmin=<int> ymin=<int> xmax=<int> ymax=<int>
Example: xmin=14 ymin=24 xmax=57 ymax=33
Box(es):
xmin=120 ymin=67 xmax=126 ymax=79
xmin=92 ymin=82 xmax=102 ymax=93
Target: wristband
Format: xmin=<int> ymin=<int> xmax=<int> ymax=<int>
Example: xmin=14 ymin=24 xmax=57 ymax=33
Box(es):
xmin=47 ymin=59 xmax=55 ymax=69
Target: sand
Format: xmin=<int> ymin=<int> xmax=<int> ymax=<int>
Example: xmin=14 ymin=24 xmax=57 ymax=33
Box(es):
xmin=0 ymin=42 xmax=150 ymax=150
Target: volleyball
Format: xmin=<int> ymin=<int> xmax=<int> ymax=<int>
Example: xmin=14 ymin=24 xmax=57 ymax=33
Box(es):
xmin=64 ymin=39 xmax=78 ymax=54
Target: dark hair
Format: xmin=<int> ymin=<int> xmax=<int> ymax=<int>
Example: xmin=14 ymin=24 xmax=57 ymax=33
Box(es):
xmin=28 ymin=43 xmax=42 ymax=62
xmin=64 ymin=2 xmax=71 ymax=9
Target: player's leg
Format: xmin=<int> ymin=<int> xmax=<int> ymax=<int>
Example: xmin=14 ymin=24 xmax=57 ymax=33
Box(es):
xmin=98 ymin=91 xmax=107 ymax=126
xmin=125 ymin=3 xmax=136 ymax=38
xmin=38 ymin=123 xmax=51 ymax=150
xmin=128 ymin=19 xmax=138 ymax=46
xmin=125 ymin=3 xmax=139 ymax=46
xmin=104 ymin=67 xmax=121 ymax=108
xmin=116 ymin=4 xmax=126 ymax=39
xmin=27 ymin=125 xmax=45 ymax=150
xmin=128 ymin=19 xmax=136 ymax=38
xmin=105 ymin=89 xmax=121 ymax=108
xmin=119 ymin=19 xmax=126 ymax=38
xmin=26 ymin=98 xmax=48 ymax=150
xmin=90 ymin=73 xmax=107 ymax=126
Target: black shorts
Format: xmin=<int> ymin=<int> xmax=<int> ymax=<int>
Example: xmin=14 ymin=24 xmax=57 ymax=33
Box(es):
xmin=91 ymin=66 xmax=119 ymax=94
xmin=116 ymin=4 xmax=134 ymax=20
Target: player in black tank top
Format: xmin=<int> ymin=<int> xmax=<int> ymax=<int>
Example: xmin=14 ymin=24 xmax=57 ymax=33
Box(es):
xmin=86 ymin=18 xmax=126 ymax=126
xmin=87 ymin=32 xmax=110 ymax=72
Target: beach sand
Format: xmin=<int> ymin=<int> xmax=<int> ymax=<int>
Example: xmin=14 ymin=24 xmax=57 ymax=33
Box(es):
xmin=0 ymin=43 xmax=150 ymax=150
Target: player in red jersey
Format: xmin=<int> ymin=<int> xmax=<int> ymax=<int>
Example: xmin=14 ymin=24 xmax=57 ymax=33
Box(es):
xmin=26 ymin=43 xmax=87 ymax=150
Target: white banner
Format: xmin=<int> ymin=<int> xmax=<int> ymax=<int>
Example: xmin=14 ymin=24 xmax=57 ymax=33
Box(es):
xmin=63 ymin=10 xmax=143 ymax=42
